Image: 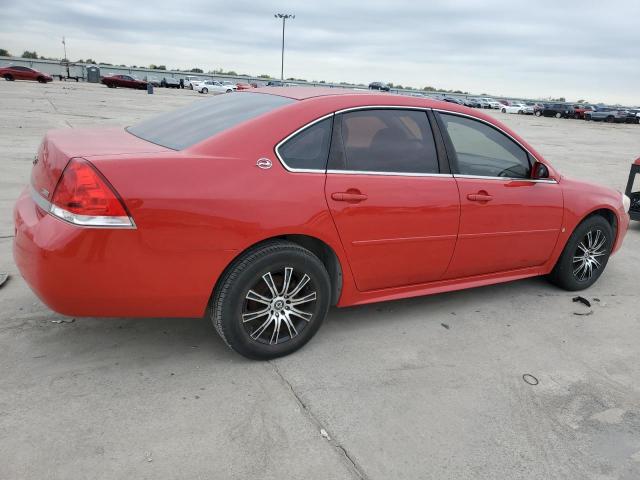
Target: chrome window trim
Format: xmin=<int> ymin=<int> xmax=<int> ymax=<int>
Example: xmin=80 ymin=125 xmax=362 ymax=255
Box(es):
xmin=274 ymin=113 xmax=335 ymax=173
xmin=327 ymin=170 xmax=452 ymax=178
xmin=274 ymin=105 xmax=556 ymax=181
xmin=30 ymin=185 xmax=136 ymax=229
xmin=453 ymin=174 xmax=557 ymax=184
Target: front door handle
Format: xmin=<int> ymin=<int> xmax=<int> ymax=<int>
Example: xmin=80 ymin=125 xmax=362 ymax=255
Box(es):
xmin=467 ymin=191 xmax=493 ymax=202
xmin=331 ymin=191 xmax=368 ymax=202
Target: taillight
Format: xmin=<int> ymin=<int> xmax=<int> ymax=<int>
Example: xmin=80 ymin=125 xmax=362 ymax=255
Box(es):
xmin=47 ymin=158 xmax=134 ymax=228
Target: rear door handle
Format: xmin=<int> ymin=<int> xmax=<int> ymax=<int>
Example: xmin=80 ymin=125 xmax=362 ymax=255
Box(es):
xmin=331 ymin=192 xmax=368 ymax=202
xmin=467 ymin=193 xmax=493 ymax=202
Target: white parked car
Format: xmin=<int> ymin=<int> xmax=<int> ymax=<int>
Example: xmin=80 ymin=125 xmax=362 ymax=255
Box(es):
xmin=501 ymin=102 xmax=534 ymax=115
xmin=486 ymin=100 xmax=503 ymax=109
xmin=195 ymin=80 xmax=235 ymax=94
xmin=183 ymin=76 xmax=204 ymax=89
xmin=220 ymin=80 xmax=238 ymax=90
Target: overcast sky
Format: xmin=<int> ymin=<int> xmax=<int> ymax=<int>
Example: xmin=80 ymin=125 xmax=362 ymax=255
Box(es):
xmin=1 ymin=0 xmax=639 ymax=104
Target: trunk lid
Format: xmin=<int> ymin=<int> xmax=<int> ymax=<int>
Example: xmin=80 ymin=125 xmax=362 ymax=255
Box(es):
xmin=31 ymin=127 xmax=170 ymax=201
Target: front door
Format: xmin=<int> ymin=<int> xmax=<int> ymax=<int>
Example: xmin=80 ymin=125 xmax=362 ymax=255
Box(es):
xmin=436 ymin=112 xmax=564 ymax=279
xmin=324 ymin=108 xmax=460 ymax=291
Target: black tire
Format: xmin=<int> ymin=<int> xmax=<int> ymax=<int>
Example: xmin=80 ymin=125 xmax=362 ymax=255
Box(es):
xmin=555 ymin=112 xmax=562 ymax=118
xmin=37 ymin=76 xmax=46 ymax=83
xmin=4 ymin=74 xmax=14 ymax=81
xmin=501 ymin=108 xmax=506 ymax=113
xmin=201 ymin=87 xmax=208 ymax=94
xmin=548 ymin=215 xmax=613 ymax=291
xmin=535 ymin=110 xmax=541 ymax=117
xmin=606 ymin=116 xmax=614 ymax=123
xmin=210 ymin=240 xmax=331 ymax=360
xmin=226 ymin=89 xmax=232 ymax=93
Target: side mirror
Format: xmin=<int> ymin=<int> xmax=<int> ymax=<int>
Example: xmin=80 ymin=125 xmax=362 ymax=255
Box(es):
xmin=533 ymin=162 xmax=550 ymax=179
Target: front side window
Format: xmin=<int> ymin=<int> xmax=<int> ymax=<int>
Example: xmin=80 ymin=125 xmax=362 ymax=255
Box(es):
xmin=278 ymin=117 xmax=333 ymax=171
xmin=331 ymin=109 xmax=439 ymax=174
xmin=439 ymin=113 xmax=531 ymax=178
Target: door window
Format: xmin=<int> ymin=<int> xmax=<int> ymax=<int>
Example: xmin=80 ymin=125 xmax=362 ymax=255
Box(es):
xmin=331 ymin=109 xmax=439 ymax=174
xmin=439 ymin=113 xmax=531 ymax=178
xmin=278 ymin=117 xmax=333 ymax=170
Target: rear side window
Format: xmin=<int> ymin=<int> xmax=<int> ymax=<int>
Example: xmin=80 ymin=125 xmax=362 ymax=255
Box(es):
xmin=278 ymin=117 xmax=333 ymax=171
xmin=331 ymin=109 xmax=439 ymax=174
xmin=127 ymin=93 xmax=295 ymax=150
xmin=439 ymin=113 xmax=531 ymax=178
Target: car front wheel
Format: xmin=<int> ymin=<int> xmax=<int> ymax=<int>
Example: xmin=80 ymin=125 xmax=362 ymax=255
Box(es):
xmin=535 ymin=111 xmax=541 ymax=116
xmin=210 ymin=241 xmax=331 ymax=360
xmin=548 ymin=215 xmax=613 ymax=291
xmin=201 ymin=87 xmax=208 ymax=94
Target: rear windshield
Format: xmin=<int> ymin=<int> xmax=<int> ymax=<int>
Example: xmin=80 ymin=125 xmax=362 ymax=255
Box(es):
xmin=127 ymin=92 xmax=295 ymax=150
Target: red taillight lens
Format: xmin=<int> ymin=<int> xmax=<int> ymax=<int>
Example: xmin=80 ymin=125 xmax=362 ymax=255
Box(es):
xmin=51 ymin=158 xmax=127 ymax=217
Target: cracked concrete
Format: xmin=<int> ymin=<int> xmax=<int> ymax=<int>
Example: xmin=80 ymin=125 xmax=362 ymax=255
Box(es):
xmin=1 ymin=81 xmax=640 ymax=479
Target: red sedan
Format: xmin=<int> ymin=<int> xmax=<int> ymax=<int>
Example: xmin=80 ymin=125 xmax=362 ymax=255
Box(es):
xmin=101 ymin=74 xmax=147 ymax=89
xmin=13 ymin=88 xmax=630 ymax=359
xmin=0 ymin=65 xmax=52 ymax=83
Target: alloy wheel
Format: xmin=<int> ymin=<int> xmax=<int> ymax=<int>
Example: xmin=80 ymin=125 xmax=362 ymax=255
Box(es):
xmin=572 ymin=229 xmax=607 ymax=282
xmin=242 ymin=267 xmax=317 ymax=345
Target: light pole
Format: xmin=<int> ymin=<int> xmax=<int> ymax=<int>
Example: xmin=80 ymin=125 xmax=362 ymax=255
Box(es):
xmin=274 ymin=13 xmax=294 ymax=81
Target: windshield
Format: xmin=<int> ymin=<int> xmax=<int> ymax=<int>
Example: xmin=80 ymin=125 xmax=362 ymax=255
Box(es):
xmin=127 ymin=92 xmax=295 ymax=150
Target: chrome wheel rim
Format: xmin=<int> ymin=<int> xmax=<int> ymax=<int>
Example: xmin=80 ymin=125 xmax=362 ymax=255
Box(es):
xmin=242 ymin=267 xmax=317 ymax=345
xmin=572 ymin=229 xmax=607 ymax=282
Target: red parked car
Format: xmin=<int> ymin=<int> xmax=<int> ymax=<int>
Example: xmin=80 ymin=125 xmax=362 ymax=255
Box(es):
xmin=236 ymin=82 xmax=256 ymax=90
xmin=0 ymin=65 xmax=52 ymax=83
xmin=13 ymin=88 xmax=630 ymax=359
xmin=101 ymin=74 xmax=147 ymax=89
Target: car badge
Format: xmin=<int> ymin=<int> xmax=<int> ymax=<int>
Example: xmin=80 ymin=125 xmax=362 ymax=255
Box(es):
xmin=256 ymin=158 xmax=273 ymax=170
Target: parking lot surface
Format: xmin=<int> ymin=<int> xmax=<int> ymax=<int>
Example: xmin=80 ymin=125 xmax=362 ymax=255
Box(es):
xmin=1 ymin=82 xmax=640 ymax=480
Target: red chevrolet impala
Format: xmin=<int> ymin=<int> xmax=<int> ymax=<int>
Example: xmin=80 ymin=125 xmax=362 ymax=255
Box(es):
xmin=13 ymin=88 xmax=630 ymax=359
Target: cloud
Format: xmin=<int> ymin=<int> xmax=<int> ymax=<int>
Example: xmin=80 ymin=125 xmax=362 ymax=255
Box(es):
xmin=1 ymin=0 xmax=639 ymax=103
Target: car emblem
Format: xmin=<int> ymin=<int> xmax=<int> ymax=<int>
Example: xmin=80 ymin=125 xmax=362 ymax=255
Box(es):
xmin=256 ymin=158 xmax=273 ymax=170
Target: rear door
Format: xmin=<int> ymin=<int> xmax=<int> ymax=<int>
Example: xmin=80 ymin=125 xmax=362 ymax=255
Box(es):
xmin=435 ymin=111 xmax=563 ymax=279
xmin=324 ymin=108 xmax=460 ymax=291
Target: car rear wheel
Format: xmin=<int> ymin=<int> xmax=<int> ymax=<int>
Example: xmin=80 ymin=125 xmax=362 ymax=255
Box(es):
xmin=4 ymin=74 xmax=14 ymax=81
xmin=210 ymin=240 xmax=331 ymax=360
xmin=555 ymin=112 xmax=562 ymax=118
xmin=606 ymin=116 xmax=614 ymax=123
xmin=548 ymin=215 xmax=613 ymax=291
xmin=226 ymin=89 xmax=232 ymax=93
xmin=201 ymin=87 xmax=208 ymax=94
xmin=535 ymin=110 xmax=541 ymax=116
xmin=501 ymin=108 xmax=506 ymax=113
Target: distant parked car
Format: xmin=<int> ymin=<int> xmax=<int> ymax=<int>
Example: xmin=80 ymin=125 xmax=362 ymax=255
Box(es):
xmin=195 ymin=80 xmax=234 ymax=94
xmin=368 ymin=82 xmax=390 ymax=91
xmin=143 ymin=75 xmax=161 ymax=87
xmin=220 ymin=81 xmax=238 ymax=90
xmin=476 ymin=99 xmax=492 ymax=109
xmin=0 ymin=65 xmax=52 ymax=83
xmin=442 ymin=96 xmax=465 ymax=105
xmin=236 ymin=83 xmax=255 ymax=90
xmin=622 ymin=110 xmax=640 ymax=124
xmin=160 ymin=77 xmax=180 ymax=88
xmin=536 ymin=103 xmax=575 ymax=119
xmin=266 ymin=80 xmax=284 ymax=87
xmin=501 ymin=103 xmax=534 ymax=115
xmin=572 ymin=105 xmax=595 ymax=120
xmin=585 ymin=107 xmax=629 ymax=123
xmin=183 ymin=76 xmax=203 ymax=90
xmin=487 ymin=100 xmax=503 ymax=109
xmin=101 ymin=75 xmax=147 ymax=90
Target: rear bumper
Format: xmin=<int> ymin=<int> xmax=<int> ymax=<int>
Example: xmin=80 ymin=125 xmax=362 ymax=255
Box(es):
xmin=13 ymin=187 xmax=235 ymax=318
